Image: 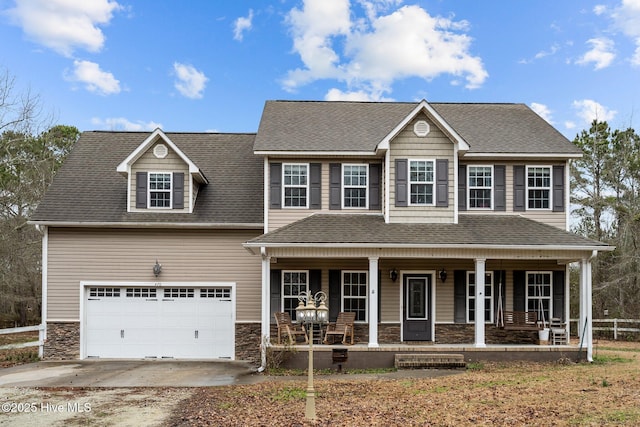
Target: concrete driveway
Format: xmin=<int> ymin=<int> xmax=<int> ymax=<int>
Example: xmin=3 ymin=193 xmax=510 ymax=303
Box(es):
xmin=0 ymin=360 xmax=260 ymax=387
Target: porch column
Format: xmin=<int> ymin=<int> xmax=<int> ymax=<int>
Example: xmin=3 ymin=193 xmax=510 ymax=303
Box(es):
xmin=260 ymin=250 xmax=271 ymax=368
xmin=585 ymin=256 xmax=594 ymax=361
xmin=474 ymin=258 xmax=486 ymax=347
xmin=368 ymin=257 xmax=379 ymax=348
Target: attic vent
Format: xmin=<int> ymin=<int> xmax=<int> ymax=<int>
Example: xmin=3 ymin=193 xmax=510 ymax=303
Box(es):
xmin=413 ymin=120 xmax=430 ymax=137
xmin=153 ymin=144 xmax=168 ymax=159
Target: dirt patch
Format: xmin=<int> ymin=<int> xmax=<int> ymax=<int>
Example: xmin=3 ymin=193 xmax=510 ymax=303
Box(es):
xmin=0 ymin=387 xmax=192 ymax=426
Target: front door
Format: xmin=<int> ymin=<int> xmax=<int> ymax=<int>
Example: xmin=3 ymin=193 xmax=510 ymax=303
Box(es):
xmin=402 ymin=275 xmax=432 ymax=341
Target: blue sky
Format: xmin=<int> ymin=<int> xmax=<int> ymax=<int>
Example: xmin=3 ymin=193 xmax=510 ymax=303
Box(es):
xmin=1 ymin=0 xmax=639 ymax=139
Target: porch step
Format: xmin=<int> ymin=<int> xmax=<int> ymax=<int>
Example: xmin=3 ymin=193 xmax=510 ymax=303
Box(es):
xmin=395 ymin=353 xmax=466 ymax=369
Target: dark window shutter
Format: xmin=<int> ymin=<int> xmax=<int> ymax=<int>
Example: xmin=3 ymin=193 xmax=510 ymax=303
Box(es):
xmin=395 ymin=159 xmax=408 ymax=207
xmin=494 ymin=165 xmax=506 ymax=211
xmin=513 ymin=270 xmax=526 ymax=312
xmin=454 ymin=270 xmax=467 ymax=323
xmin=513 ymin=165 xmax=526 ymax=212
xmin=369 ymin=163 xmax=382 ymax=210
xmin=136 ymin=172 xmax=147 ymax=209
xmin=329 ymin=163 xmax=341 ymax=210
xmin=172 ymin=172 xmax=184 ymax=209
xmin=270 ymin=163 xmax=282 ymax=209
xmin=436 ymin=159 xmax=449 ymax=207
xmin=309 ymin=269 xmax=321 ymax=294
xmin=458 ymin=164 xmax=467 ymax=211
xmin=310 ymin=163 xmax=322 ymax=209
xmin=552 ymin=165 xmax=565 ymax=212
xmin=270 ymin=269 xmax=282 ymax=322
xmin=553 ymin=270 xmax=565 ymax=321
xmin=329 ymin=270 xmax=341 ymax=321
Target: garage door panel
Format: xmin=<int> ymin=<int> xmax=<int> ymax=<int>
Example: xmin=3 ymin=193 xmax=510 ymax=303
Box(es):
xmin=85 ymin=285 xmax=234 ymax=359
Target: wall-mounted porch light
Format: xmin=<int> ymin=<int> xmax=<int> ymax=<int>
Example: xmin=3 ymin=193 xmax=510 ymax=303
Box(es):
xmin=439 ymin=268 xmax=447 ymax=283
xmin=390 ymin=268 xmax=398 ymax=282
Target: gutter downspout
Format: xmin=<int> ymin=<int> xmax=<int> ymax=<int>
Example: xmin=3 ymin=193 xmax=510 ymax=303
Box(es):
xmin=586 ymin=250 xmax=596 ymax=362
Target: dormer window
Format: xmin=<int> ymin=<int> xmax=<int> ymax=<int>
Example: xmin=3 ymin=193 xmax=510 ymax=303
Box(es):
xmin=409 ymin=160 xmax=434 ymax=205
xmin=149 ymin=172 xmax=172 ymax=208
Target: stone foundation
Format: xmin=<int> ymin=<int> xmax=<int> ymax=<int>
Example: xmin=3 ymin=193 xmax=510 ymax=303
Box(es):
xmin=44 ymin=322 xmax=80 ymax=360
xmin=435 ymin=324 xmax=538 ymax=345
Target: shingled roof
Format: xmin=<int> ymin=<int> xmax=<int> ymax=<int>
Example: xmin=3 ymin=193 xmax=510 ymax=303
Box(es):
xmin=31 ymin=131 xmax=263 ymax=226
xmin=253 ymin=100 xmax=582 ymax=155
xmin=245 ymin=214 xmax=609 ymax=250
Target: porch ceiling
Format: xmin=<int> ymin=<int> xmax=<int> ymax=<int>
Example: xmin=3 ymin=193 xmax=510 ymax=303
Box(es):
xmin=245 ymin=214 xmax=611 ymax=253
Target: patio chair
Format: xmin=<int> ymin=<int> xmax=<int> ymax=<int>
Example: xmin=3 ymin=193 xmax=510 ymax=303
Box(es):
xmin=550 ymin=318 xmax=568 ymax=345
xmin=323 ymin=312 xmax=356 ymax=345
xmin=274 ymin=312 xmax=308 ymax=344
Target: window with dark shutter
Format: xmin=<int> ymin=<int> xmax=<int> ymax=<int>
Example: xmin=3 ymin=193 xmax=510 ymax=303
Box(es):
xmin=310 ymin=163 xmax=321 ymax=209
xmin=395 ymin=159 xmax=408 ymax=207
xmin=329 ymin=163 xmax=341 ymax=210
xmin=136 ymin=172 xmax=147 ymax=209
xmin=458 ymin=165 xmax=467 ymax=211
xmin=494 ymin=165 xmax=506 ymax=211
xmin=454 ymin=270 xmax=466 ymax=323
xmin=270 ymin=163 xmax=282 ymax=209
xmin=436 ymin=159 xmax=448 ymax=207
xmin=552 ymin=165 xmax=565 ymax=212
xmin=369 ymin=163 xmax=382 ymax=210
xmin=513 ymin=165 xmax=526 ymax=212
xmin=173 ymin=172 xmax=184 ymax=209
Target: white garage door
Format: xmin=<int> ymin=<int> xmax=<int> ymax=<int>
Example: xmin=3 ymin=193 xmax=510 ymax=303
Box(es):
xmin=84 ymin=285 xmax=234 ymax=359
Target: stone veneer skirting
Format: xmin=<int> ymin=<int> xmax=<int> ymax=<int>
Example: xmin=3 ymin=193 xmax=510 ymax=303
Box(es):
xmin=44 ymin=322 xmax=80 ymax=360
xmin=44 ymin=321 xmax=263 ymax=364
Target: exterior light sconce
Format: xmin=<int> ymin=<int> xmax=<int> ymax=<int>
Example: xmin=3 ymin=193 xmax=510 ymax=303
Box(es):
xmin=439 ymin=268 xmax=447 ymax=283
xmin=153 ymin=260 xmax=162 ymax=277
xmin=390 ymin=269 xmax=398 ymax=282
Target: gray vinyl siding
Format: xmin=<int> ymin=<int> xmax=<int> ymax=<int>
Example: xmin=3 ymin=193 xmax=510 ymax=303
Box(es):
xmin=130 ymin=143 xmax=190 ymax=212
xmin=46 ymin=228 xmax=262 ymax=321
xmin=389 ymin=115 xmax=455 ymax=223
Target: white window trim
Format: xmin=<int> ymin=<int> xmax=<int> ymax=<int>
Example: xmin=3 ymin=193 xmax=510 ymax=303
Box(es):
xmin=341 ymin=270 xmax=368 ymax=323
xmin=466 ymin=271 xmax=494 ymax=324
xmin=281 ymin=270 xmax=309 ymax=319
xmin=525 ymin=271 xmax=553 ymax=322
xmin=467 ymin=165 xmax=494 ymax=210
xmin=526 ymin=165 xmax=552 ymax=211
xmin=342 ymin=164 xmax=369 ymax=209
xmin=282 ymin=163 xmax=309 ymax=209
xmin=148 ymin=171 xmax=172 ymax=209
xmin=408 ymin=159 xmax=436 ymax=206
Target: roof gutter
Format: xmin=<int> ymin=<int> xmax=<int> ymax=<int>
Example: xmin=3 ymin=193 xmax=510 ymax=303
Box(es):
xmin=243 ymin=242 xmax=614 ymax=252
xmin=28 ymin=220 xmax=264 ymax=229
xmin=462 ymin=152 xmax=583 ymax=159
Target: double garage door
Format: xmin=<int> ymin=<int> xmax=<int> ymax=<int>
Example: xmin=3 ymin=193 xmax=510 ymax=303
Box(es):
xmin=84 ymin=285 xmax=234 ymax=359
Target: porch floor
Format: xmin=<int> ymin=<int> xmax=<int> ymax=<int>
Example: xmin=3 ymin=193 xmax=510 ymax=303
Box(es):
xmin=270 ymin=342 xmax=584 ymax=370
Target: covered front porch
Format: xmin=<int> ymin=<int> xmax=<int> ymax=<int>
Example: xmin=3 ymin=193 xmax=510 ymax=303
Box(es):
xmin=244 ymin=214 xmax=612 ymax=367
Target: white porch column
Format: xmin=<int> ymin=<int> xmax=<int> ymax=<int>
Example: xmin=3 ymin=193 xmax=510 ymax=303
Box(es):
xmin=474 ymin=258 xmax=486 ymax=348
xmin=260 ymin=250 xmax=271 ymax=369
xmin=578 ymin=258 xmax=588 ymax=341
xmin=368 ymin=257 xmax=379 ymax=348
xmin=586 ymin=256 xmax=594 ymax=362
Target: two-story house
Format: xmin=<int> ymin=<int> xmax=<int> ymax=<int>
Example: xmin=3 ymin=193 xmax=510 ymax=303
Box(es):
xmin=31 ymin=100 xmax=611 ymax=367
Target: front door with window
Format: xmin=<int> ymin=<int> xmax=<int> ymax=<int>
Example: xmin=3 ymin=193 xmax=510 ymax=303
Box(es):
xmin=402 ymin=274 xmax=432 ymax=341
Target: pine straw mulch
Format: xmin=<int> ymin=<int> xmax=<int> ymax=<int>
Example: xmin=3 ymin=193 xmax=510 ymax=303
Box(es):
xmin=168 ymin=341 xmax=640 ymax=426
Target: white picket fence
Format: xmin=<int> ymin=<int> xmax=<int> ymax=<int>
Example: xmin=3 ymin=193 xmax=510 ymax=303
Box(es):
xmin=0 ymin=324 xmax=44 ymax=358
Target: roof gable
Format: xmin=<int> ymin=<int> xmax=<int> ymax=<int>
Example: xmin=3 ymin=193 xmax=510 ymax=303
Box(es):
xmin=117 ymin=128 xmax=208 ymax=183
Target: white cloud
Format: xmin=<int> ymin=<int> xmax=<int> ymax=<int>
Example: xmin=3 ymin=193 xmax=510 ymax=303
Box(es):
xmin=67 ymin=60 xmax=120 ymax=95
xmin=233 ymin=9 xmax=254 ymax=41
xmin=530 ymin=103 xmax=553 ymax=124
xmin=572 ymin=99 xmax=617 ymax=125
xmin=603 ymin=0 xmax=640 ymax=65
xmin=283 ymin=1 xmax=487 ymax=98
xmin=91 ymin=117 xmax=162 ymax=131
xmin=7 ymin=0 xmax=121 ymax=57
xmin=172 ymin=63 xmax=208 ymax=99
xmin=325 ymin=88 xmax=394 ymax=101
xmin=576 ymin=37 xmax=616 ymax=69
xmin=564 ymin=121 xmax=576 ymax=130
xmin=593 ymin=5 xmax=608 ymax=15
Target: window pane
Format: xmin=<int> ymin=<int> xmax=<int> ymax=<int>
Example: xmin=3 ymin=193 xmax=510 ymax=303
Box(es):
xmin=283 ymin=164 xmax=308 ymax=207
xmin=283 ymin=271 xmax=308 ymax=321
xmin=410 ymin=183 xmax=433 ymax=204
xmin=343 ymin=271 xmax=367 ymax=321
xmin=468 ymin=167 xmax=492 ymax=209
xmin=527 ymin=167 xmax=551 ymax=209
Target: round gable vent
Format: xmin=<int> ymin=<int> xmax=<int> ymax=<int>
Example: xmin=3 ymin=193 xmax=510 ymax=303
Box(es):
xmin=413 ymin=120 xmax=430 ymax=137
xmin=153 ymin=143 xmax=168 ymax=159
